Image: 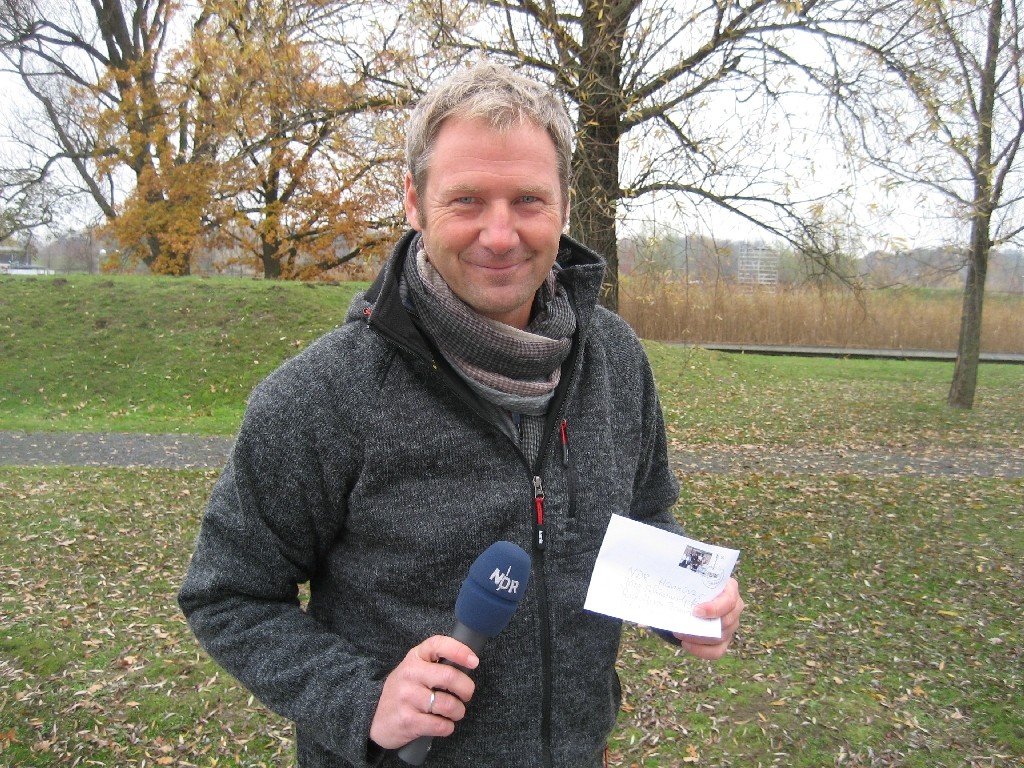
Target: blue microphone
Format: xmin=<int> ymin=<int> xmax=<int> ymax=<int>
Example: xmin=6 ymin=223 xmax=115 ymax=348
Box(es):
xmin=398 ymin=541 xmax=531 ymax=765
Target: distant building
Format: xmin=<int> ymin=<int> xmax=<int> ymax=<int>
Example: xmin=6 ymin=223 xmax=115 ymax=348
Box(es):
xmin=736 ymin=243 xmax=780 ymax=289
xmin=0 ymin=241 xmax=31 ymax=273
xmin=1 ymin=239 xmax=59 ymax=275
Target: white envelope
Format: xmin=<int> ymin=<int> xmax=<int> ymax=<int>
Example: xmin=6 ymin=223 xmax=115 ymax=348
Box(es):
xmin=584 ymin=515 xmax=740 ymax=638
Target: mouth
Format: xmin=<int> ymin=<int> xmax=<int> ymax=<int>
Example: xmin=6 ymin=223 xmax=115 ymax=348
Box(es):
xmin=473 ymin=261 xmax=523 ymax=273
xmin=464 ymin=250 xmax=530 ymax=272
xmin=468 ymin=261 xmax=532 ymax=289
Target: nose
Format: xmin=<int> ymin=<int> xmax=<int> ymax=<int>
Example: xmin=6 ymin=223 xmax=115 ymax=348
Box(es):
xmin=479 ymin=202 xmax=520 ymax=254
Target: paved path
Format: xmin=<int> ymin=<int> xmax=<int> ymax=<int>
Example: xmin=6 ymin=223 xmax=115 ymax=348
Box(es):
xmin=2 ymin=430 xmax=1023 ymax=478
xmin=669 ymin=444 xmax=1024 ymax=478
xmin=0 ymin=431 xmax=234 ymax=470
xmin=684 ymin=343 xmax=1024 ymax=365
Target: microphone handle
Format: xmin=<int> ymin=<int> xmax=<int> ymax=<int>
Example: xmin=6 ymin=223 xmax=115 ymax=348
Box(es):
xmin=396 ymin=623 xmax=490 ymax=765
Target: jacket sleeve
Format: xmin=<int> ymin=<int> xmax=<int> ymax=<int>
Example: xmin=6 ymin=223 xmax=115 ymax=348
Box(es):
xmin=625 ymin=335 xmax=682 ymax=534
xmin=177 ymin=366 xmax=384 ymax=767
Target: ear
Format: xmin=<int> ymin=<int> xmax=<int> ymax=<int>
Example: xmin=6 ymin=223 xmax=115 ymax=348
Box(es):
xmin=404 ymin=173 xmax=423 ymax=231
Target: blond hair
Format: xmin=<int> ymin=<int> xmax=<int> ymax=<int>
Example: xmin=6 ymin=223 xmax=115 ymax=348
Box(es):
xmin=406 ymin=61 xmax=574 ymax=209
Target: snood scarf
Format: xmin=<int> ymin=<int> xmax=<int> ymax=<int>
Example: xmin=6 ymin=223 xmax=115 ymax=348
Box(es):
xmin=402 ymin=237 xmax=576 ymax=463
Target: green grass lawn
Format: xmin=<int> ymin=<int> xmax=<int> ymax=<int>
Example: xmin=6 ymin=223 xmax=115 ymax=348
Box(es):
xmin=3 ymin=274 xmax=1023 ymax=449
xmin=2 ymin=468 xmax=1020 ymax=766
xmin=0 ymin=274 xmax=362 ymax=434
xmin=645 ymin=342 xmax=1024 ymax=451
xmin=1 ymin=274 xmax=1022 ymax=766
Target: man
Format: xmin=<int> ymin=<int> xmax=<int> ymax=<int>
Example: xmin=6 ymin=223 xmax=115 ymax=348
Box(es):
xmin=179 ymin=60 xmax=743 ymax=768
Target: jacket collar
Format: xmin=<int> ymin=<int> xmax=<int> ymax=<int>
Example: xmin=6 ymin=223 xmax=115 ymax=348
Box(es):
xmin=352 ymin=229 xmax=607 ymax=359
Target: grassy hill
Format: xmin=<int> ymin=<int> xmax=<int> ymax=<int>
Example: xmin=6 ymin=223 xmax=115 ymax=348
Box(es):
xmin=0 ymin=274 xmax=363 ymax=434
xmin=2 ymin=273 xmax=1023 ymax=449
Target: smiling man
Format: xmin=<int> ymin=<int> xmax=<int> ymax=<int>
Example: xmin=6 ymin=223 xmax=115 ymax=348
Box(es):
xmin=404 ymin=116 xmax=566 ymax=329
xmin=179 ymin=61 xmax=744 ymax=768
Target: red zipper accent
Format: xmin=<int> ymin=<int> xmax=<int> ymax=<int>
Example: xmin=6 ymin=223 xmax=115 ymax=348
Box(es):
xmin=559 ymin=419 xmax=569 ymax=466
xmin=533 ymin=475 xmax=546 ymax=550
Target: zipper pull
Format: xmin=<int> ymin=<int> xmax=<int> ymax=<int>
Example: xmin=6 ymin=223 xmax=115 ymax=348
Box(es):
xmin=559 ymin=419 xmax=570 ymax=466
xmin=532 ymin=475 xmax=546 ymax=551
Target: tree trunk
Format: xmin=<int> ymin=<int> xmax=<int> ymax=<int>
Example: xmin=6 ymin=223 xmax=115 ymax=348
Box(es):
xmin=140 ymin=231 xmax=192 ymax=276
xmin=569 ymin=0 xmax=629 ymax=312
xmin=947 ymin=225 xmax=989 ymax=409
xmin=262 ymin=240 xmax=283 ymax=279
xmin=947 ymin=0 xmax=1000 ymax=410
xmin=571 ymin=117 xmax=620 ymax=310
xmin=260 ymin=166 xmax=284 ymax=279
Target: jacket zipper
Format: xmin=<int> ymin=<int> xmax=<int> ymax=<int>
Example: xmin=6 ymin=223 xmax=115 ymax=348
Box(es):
xmin=559 ymin=418 xmax=570 ymax=466
xmin=533 ymin=417 xmax=574 ymax=548
xmin=560 ymin=418 xmax=576 ymax=518
xmin=393 ymin=323 xmax=564 ymax=768
xmin=372 ymin=274 xmax=580 ymax=768
xmin=529 ymin=324 xmax=583 ymax=768
xmin=530 ymin=401 xmax=577 ymax=768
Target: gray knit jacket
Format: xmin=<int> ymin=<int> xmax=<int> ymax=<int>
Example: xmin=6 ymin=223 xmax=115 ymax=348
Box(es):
xmin=178 ymin=230 xmax=682 ymax=767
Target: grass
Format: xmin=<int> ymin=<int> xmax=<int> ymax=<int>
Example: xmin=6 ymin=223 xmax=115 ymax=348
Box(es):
xmin=0 ymin=274 xmax=362 ymax=434
xmin=0 ymin=467 xmax=293 ymax=766
xmin=2 ymin=470 xmax=1020 ymax=766
xmin=2 ymin=274 xmax=1022 ymax=446
xmin=611 ymin=473 xmax=1022 ymax=767
xmin=1 ymin=274 xmax=1023 ymax=766
xmin=645 ymin=343 xmax=1024 ymax=450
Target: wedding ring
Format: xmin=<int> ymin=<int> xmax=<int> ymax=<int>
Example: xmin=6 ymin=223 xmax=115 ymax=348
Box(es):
xmin=427 ymin=690 xmax=436 ymax=715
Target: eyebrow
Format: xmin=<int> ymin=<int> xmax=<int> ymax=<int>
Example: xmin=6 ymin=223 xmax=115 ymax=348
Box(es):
xmin=442 ymin=182 xmax=555 ymax=199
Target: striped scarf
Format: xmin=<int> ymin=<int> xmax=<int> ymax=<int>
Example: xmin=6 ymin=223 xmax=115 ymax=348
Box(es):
xmin=403 ymin=238 xmax=576 ymax=462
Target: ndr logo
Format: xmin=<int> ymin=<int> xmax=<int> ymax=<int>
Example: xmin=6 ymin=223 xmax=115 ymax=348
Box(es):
xmin=489 ymin=565 xmax=519 ymax=594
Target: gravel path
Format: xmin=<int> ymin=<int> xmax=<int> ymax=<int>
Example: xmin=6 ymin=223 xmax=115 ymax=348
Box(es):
xmin=0 ymin=431 xmax=234 ymax=470
xmin=669 ymin=444 xmax=1024 ymax=479
xmin=2 ymin=430 xmax=1023 ymax=478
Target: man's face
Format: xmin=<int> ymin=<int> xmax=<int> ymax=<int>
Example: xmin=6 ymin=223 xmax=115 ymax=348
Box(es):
xmin=404 ymin=117 xmax=569 ymax=330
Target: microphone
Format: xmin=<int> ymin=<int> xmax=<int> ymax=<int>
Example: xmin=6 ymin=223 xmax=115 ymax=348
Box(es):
xmin=397 ymin=540 xmax=531 ymax=765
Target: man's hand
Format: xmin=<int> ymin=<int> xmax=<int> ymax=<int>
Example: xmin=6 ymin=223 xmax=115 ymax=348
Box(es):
xmin=673 ymin=577 xmax=744 ymax=660
xmin=369 ymin=636 xmax=479 ymax=750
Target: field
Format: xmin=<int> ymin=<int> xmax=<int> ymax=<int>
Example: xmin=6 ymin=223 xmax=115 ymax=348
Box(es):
xmin=0 ymin=275 xmax=358 ymax=434
xmin=620 ymin=279 xmax=1024 ymax=353
xmin=1 ymin=274 xmax=1022 ymax=766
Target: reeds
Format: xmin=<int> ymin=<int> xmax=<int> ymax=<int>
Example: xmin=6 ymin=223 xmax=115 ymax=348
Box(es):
xmin=619 ymin=279 xmax=1024 ymax=353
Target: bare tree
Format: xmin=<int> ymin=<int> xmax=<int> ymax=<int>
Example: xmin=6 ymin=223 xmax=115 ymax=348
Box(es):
xmin=827 ymin=0 xmax=1024 ymax=408
xmin=411 ymin=0 xmax=881 ymax=309
xmin=0 ymin=163 xmax=62 ymax=240
xmin=0 ymin=0 xmax=203 ymax=273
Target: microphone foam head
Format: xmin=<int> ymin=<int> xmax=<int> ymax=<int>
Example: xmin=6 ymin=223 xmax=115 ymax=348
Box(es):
xmin=455 ymin=541 xmax=532 ymax=637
